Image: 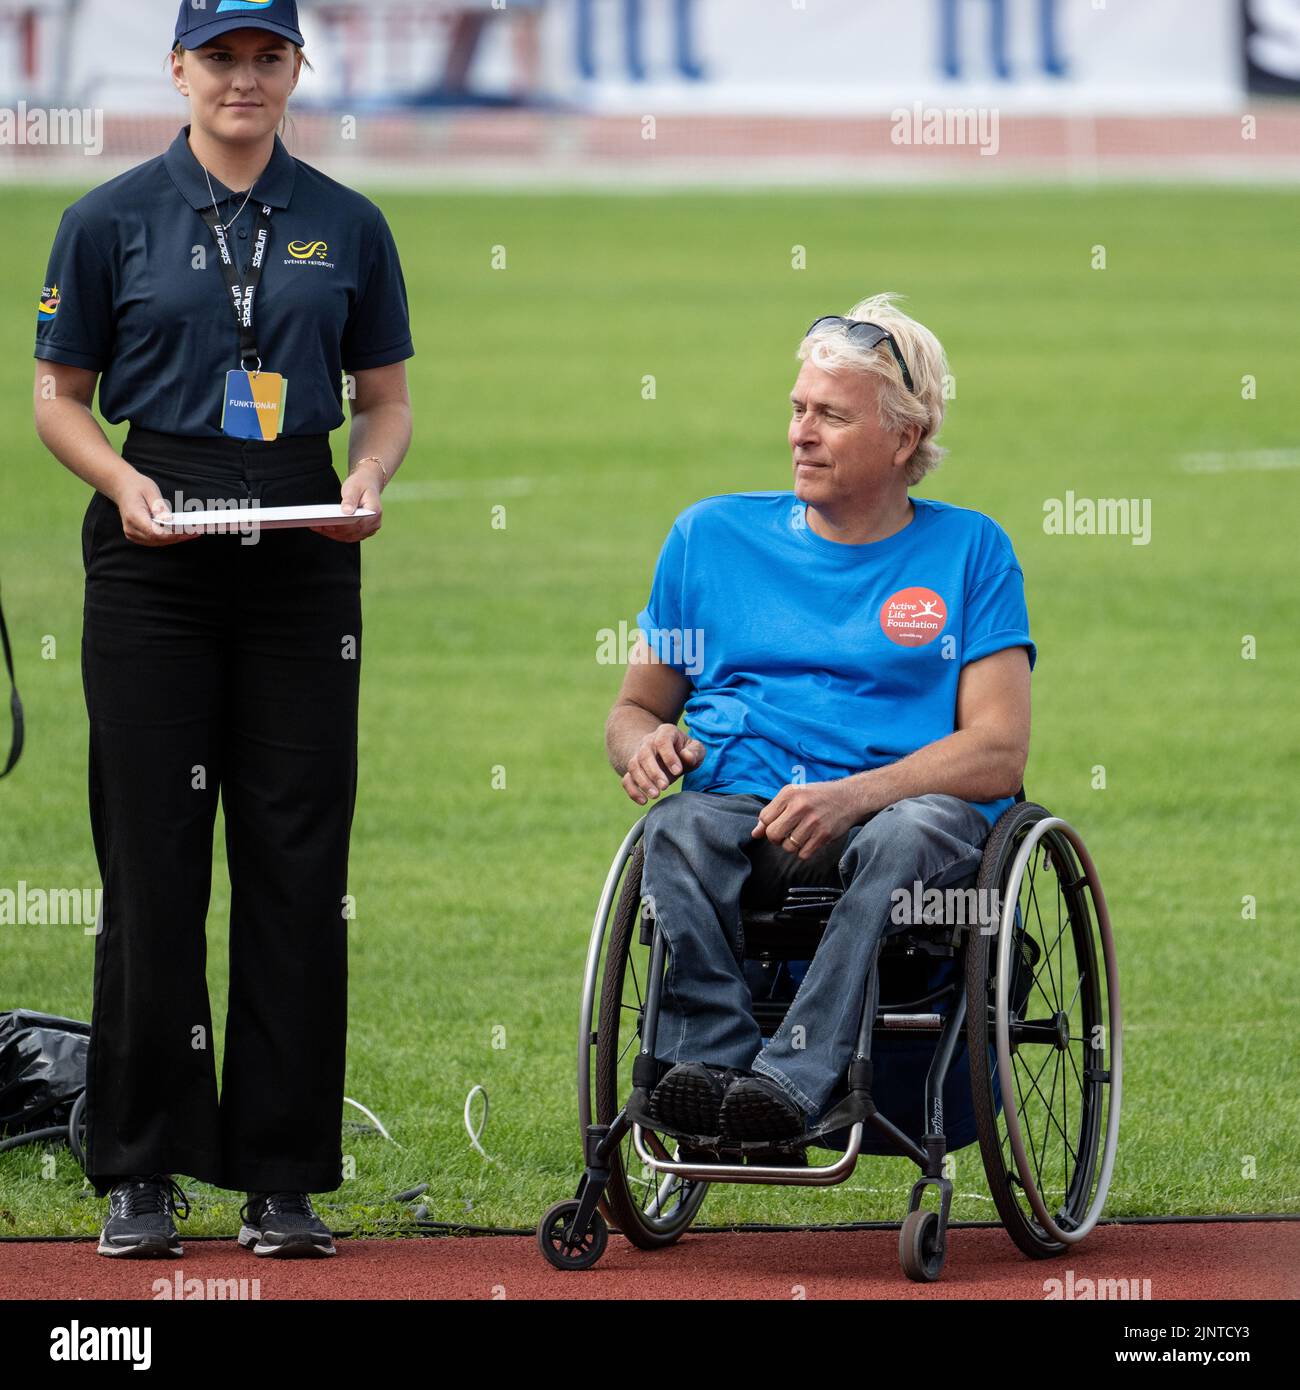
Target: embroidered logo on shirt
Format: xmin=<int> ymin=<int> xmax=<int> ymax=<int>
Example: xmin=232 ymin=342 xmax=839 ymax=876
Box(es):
xmin=284 ymin=239 xmax=335 ymax=270
xmin=38 ymin=283 xmax=60 ymax=322
xmin=880 ymin=587 xmax=947 ymax=647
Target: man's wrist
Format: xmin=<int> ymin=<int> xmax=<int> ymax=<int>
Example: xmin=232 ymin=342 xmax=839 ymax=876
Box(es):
xmin=841 ymin=768 xmax=888 ymax=820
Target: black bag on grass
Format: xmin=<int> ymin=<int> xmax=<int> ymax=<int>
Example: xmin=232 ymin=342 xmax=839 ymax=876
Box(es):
xmin=0 ymin=1009 xmax=89 ymax=1142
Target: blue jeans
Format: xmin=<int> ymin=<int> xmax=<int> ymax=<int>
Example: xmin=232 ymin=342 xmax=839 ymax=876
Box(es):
xmin=639 ymin=789 xmax=992 ymax=1120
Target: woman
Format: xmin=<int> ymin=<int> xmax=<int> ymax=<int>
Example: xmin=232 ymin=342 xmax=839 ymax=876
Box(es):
xmin=32 ymin=0 xmax=413 ymax=1259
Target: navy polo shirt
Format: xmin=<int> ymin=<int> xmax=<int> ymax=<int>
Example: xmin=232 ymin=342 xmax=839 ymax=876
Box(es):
xmin=34 ymin=123 xmax=414 ymax=437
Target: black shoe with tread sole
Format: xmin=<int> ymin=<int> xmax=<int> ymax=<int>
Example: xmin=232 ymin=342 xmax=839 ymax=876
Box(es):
xmin=720 ymin=1075 xmax=808 ymax=1142
xmin=97 ymin=1174 xmax=190 ymax=1258
xmin=647 ymin=1061 xmax=750 ymax=1137
xmin=238 ymin=1191 xmax=336 ymax=1257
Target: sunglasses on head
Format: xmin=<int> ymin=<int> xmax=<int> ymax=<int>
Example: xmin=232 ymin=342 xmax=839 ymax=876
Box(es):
xmin=805 ymin=315 xmax=916 ymax=394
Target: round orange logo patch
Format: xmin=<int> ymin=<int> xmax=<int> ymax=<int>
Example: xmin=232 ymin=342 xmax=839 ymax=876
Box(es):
xmin=880 ymin=587 xmax=947 ymax=646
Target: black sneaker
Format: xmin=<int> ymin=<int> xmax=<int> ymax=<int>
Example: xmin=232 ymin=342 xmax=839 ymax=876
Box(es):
xmin=97 ymin=1174 xmax=189 ymax=1258
xmin=719 ymin=1075 xmax=808 ymax=1142
xmin=238 ymin=1192 xmax=335 ymax=1257
xmin=647 ymin=1062 xmax=748 ymax=1137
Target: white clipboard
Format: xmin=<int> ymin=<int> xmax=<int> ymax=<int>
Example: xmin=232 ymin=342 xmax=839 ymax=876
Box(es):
xmin=153 ymin=504 xmax=377 ymax=533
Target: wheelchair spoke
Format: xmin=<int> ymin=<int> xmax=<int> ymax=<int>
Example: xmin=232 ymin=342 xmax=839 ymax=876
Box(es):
xmin=1059 ymin=1052 xmax=1075 ymax=1209
xmin=1067 ymin=1039 xmax=1090 ymax=1089
xmin=1035 ymin=850 xmax=1069 ymax=1014
xmin=1041 ymin=915 xmax=1071 ymax=1002
xmin=1019 ymin=1050 xmax=1081 ymax=1171
xmin=1039 ymin=1050 xmax=1061 ymax=1194
xmin=1024 ymin=853 xmax=1061 ymax=1012
xmin=1021 ymin=943 xmax=1059 ymax=1023
xmin=1065 ymin=968 xmax=1085 ymax=1015
xmin=1026 ymin=922 xmax=1072 ymax=1025
xmin=1062 ymin=1057 xmax=1070 ymax=1205
xmin=1016 ymin=869 xmax=1064 ymax=1023
xmin=1021 ymin=1029 xmax=1060 ymax=1095
xmin=1011 ymin=1061 xmax=1046 ymax=1189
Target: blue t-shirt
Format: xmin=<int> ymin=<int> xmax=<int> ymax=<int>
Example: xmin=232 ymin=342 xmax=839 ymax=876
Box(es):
xmin=635 ymin=492 xmax=1036 ymax=825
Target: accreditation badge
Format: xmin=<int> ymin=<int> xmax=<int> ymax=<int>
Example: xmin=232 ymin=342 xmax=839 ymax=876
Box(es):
xmin=221 ymin=369 xmax=288 ymax=441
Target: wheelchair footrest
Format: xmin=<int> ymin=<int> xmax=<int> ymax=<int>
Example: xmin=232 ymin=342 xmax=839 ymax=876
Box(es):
xmin=803 ymin=1088 xmax=876 ymax=1147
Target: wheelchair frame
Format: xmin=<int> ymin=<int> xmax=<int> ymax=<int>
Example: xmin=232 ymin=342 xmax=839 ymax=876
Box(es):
xmin=541 ymin=794 xmax=1121 ymax=1281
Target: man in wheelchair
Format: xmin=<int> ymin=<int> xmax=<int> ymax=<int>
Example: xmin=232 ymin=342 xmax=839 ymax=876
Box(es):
xmin=605 ymin=294 xmax=1036 ymax=1158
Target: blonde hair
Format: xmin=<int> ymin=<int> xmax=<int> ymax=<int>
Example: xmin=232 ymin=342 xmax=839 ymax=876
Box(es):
xmin=168 ymin=39 xmax=313 ymax=141
xmin=796 ymin=292 xmax=950 ymax=486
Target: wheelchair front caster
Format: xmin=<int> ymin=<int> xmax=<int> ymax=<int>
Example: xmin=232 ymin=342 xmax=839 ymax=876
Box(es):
xmin=899 ymin=1208 xmax=945 ymax=1282
xmin=537 ymin=1200 xmax=609 ymax=1270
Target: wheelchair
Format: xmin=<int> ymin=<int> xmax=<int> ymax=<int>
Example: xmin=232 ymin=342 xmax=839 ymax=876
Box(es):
xmin=537 ymin=790 xmax=1121 ymax=1282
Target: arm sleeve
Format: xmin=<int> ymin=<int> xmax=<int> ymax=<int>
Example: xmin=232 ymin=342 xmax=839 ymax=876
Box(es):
xmin=34 ymin=207 xmax=114 ymax=371
xmin=340 ymin=206 xmax=415 ymax=373
xmin=963 ymin=563 xmax=1036 ymax=671
xmin=634 ymin=521 xmax=690 ymax=674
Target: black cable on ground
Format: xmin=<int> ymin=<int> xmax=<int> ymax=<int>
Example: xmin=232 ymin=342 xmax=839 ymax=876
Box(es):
xmin=4 ymin=1124 xmax=1295 ymax=1238
xmin=0 ymin=1211 xmax=1295 ymax=1242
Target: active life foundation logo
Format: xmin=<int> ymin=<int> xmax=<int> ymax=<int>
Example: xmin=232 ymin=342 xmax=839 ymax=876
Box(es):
xmin=880 ymin=587 xmax=947 ymax=646
xmin=37 ymin=284 xmax=60 ymax=324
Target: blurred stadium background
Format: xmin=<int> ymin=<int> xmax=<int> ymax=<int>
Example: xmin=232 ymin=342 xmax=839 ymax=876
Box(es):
xmin=1 ymin=1 xmax=1297 ymax=1239
xmin=2 ymin=0 xmax=1300 ymax=181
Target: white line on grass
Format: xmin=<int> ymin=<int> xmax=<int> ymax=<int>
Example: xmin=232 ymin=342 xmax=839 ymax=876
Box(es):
xmin=1177 ymin=449 xmax=1300 ymax=473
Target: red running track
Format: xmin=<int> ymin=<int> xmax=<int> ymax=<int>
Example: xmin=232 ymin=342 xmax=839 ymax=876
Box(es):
xmin=2 ymin=1222 xmax=1297 ymax=1300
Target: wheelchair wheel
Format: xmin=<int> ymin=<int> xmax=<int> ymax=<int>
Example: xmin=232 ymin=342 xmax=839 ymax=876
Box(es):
xmin=899 ymin=1208 xmax=945 ymax=1283
xmin=594 ymin=843 xmax=710 ymax=1249
xmin=965 ymin=802 xmax=1121 ymax=1259
xmin=538 ymin=1200 xmax=609 ymax=1271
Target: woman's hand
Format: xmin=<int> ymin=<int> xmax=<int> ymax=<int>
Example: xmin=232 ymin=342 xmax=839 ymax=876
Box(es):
xmin=311 ymin=460 xmax=383 ymax=542
xmin=111 ymin=468 xmax=201 ymax=547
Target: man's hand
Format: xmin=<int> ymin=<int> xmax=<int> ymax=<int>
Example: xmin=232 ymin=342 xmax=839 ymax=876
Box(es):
xmin=621 ymin=724 xmax=706 ymax=805
xmin=752 ymin=779 xmax=862 ymax=860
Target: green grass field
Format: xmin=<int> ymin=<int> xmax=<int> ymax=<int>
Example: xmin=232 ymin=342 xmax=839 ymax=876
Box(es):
xmin=1 ymin=184 xmax=1297 ymax=1239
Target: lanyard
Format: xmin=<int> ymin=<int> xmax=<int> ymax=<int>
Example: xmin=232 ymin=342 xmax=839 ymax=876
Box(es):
xmin=199 ymin=201 xmax=273 ymax=373
xmin=0 ymin=583 xmax=23 ymax=779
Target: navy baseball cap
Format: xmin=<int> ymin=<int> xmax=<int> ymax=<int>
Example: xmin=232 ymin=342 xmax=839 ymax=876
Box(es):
xmin=175 ymin=0 xmax=305 ymax=49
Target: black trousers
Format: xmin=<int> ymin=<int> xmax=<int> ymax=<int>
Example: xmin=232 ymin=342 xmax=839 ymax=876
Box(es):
xmin=80 ymin=425 xmax=361 ymax=1198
